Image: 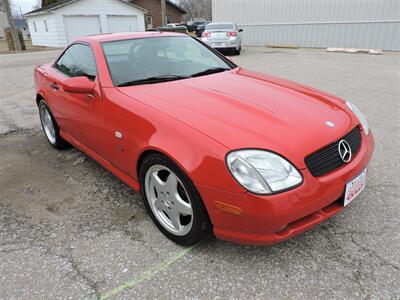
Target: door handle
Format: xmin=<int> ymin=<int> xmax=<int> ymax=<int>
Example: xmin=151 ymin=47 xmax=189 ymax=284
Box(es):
xmin=50 ymin=82 xmax=59 ymax=90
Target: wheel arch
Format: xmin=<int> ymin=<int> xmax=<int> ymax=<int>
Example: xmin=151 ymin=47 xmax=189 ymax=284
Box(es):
xmin=133 ymin=124 xmax=243 ymax=194
xmin=136 ymin=148 xmax=162 ymax=178
xmin=36 ymin=93 xmax=44 ymax=106
xmin=136 ymin=147 xmax=191 ymax=183
xmin=136 ymin=147 xmax=215 ymax=229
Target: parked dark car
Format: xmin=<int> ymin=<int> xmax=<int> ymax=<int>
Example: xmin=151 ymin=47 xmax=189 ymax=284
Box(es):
xmin=186 ymin=21 xmax=205 ymax=32
xmin=196 ymin=21 xmax=211 ymax=37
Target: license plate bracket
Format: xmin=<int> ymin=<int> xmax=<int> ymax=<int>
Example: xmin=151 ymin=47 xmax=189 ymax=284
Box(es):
xmin=212 ymin=42 xmax=225 ymax=48
xmin=343 ymin=168 xmax=368 ymax=206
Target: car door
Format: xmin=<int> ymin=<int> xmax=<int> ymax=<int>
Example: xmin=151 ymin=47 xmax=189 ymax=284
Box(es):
xmin=50 ymin=43 xmax=105 ymax=156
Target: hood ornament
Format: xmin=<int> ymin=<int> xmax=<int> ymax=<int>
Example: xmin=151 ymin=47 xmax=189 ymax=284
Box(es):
xmin=338 ymin=140 xmax=352 ymax=163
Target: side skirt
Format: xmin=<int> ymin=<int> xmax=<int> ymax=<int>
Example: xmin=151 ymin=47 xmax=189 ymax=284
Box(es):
xmin=60 ymin=130 xmax=140 ymax=192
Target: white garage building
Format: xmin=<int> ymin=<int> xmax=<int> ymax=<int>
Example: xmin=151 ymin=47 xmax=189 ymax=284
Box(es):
xmin=25 ymin=0 xmax=146 ymax=47
xmin=212 ymin=0 xmax=400 ymax=51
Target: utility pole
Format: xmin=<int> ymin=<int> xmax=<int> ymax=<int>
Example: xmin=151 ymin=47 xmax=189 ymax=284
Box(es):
xmin=4 ymin=0 xmax=22 ymax=51
xmin=161 ymin=0 xmax=167 ymax=26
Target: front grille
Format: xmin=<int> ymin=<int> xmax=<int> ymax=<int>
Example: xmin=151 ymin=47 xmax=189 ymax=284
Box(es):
xmin=305 ymin=126 xmax=362 ymax=177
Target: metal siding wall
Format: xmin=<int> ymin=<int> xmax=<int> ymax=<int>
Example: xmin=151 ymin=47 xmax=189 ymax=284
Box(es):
xmin=212 ymin=0 xmax=400 ymax=50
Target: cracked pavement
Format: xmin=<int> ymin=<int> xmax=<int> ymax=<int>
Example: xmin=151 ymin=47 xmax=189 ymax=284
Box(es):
xmin=0 ymin=48 xmax=399 ymax=299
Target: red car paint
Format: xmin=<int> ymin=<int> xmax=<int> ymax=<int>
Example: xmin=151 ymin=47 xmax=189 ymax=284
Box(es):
xmin=34 ymin=32 xmax=374 ymax=245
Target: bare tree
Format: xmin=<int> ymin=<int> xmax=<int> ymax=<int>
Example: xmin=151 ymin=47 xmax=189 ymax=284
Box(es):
xmin=3 ymin=0 xmax=22 ymax=50
xmin=1 ymin=0 xmax=25 ymax=15
xmin=7 ymin=0 xmax=20 ymax=18
xmin=179 ymin=0 xmax=211 ymax=21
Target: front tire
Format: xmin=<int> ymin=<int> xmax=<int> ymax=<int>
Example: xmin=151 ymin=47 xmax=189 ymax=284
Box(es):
xmin=38 ymin=100 xmax=69 ymax=150
xmin=140 ymin=153 xmax=211 ymax=246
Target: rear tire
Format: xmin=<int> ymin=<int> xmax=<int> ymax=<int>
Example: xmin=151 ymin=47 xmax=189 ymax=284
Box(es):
xmin=140 ymin=153 xmax=211 ymax=246
xmin=38 ymin=100 xmax=69 ymax=150
xmin=235 ymin=46 xmax=241 ymax=55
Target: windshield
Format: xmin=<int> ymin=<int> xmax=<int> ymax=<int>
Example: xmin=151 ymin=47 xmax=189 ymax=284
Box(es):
xmin=102 ymin=36 xmax=233 ymax=86
xmin=206 ymin=23 xmax=234 ymax=30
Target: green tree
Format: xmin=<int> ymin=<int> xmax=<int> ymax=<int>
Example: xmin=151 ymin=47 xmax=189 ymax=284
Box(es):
xmin=41 ymin=0 xmax=59 ymax=7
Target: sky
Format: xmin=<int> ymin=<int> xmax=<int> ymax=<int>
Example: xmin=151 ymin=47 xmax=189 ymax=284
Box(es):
xmin=11 ymin=0 xmax=38 ymax=14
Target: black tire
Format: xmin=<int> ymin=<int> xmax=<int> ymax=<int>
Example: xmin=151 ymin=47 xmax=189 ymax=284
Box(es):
xmin=38 ymin=100 xmax=69 ymax=150
xmin=140 ymin=153 xmax=212 ymax=246
xmin=235 ymin=47 xmax=241 ymax=55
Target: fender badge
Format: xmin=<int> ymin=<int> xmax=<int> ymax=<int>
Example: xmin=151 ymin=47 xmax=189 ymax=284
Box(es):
xmin=115 ymin=131 xmax=123 ymax=139
xmin=325 ymin=121 xmax=335 ymax=128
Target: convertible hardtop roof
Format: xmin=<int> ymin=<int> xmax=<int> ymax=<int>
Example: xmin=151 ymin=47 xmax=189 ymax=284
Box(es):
xmin=78 ymin=31 xmax=186 ymax=43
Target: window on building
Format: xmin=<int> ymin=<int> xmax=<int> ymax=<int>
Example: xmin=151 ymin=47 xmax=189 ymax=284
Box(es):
xmin=44 ymin=20 xmax=48 ymax=32
xmin=146 ymin=16 xmax=153 ymax=29
xmin=33 ymin=21 xmax=37 ymax=32
xmin=166 ymin=15 xmax=171 ymax=24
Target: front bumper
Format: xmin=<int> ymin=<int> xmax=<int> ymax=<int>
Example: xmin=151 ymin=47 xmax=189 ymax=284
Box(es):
xmin=197 ymin=131 xmax=375 ymax=245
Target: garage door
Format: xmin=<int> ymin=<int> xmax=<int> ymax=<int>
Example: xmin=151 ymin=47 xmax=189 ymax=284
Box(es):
xmin=64 ymin=16 xmax=101 ymax=42
xmin=108 ymin=16 xmax=138 ymax=33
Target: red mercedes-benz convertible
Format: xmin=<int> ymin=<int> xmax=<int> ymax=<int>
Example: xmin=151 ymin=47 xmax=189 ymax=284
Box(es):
xmin=34 ymin=32 xmax=374 ymax=246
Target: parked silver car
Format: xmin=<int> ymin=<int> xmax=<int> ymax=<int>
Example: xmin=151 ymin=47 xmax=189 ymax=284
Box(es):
xmin=201 ymin=22 xmax=243 ymax=55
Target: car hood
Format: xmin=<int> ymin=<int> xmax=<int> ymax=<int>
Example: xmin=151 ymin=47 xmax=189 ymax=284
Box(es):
xmin=118 ymin=68 xmax=357 ymax=169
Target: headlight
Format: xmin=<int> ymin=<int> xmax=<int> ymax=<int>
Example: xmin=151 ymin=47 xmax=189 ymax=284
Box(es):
xmin=226 ymin=150 xmax=303 ymax=194
xmin=346 ymin=101 xmax=369 ymax=135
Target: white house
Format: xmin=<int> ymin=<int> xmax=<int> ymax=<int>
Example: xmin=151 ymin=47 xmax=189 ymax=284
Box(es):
xmin=25 ymin=0 xmax=147 ymax=47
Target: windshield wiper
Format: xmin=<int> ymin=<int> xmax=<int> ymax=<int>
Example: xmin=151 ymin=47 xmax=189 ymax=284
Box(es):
xmin=117 ymin=75 xmax=190 ymax=87
xmin=191 ymin=67 xmax=230 ymax=78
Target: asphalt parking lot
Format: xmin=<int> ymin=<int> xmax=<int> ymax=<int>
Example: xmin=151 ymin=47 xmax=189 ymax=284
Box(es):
xmin=0 ymin=47 xmax=399 ymax=299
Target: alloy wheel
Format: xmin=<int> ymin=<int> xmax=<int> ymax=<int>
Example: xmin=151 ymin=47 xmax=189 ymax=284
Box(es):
xmin=40 ymin=105 xmax=56 ymax=145
xmin=144 ymin=165 xmax=193 ymax=236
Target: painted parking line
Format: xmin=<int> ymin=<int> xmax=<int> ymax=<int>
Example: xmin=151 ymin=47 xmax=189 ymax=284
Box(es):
xmin=99 ymin=245 xmax=195 ymax=300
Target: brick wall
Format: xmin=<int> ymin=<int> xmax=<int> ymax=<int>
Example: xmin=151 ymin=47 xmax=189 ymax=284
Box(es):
xmin=131 ymin=0 xmax=184 ymax=28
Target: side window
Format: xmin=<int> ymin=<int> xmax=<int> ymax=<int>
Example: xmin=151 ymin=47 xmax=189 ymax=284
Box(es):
xmin=55 ymin=44 xmax=97 ymax=81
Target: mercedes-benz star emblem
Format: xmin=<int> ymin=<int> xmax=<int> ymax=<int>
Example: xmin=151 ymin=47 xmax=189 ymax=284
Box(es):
xmin=338 ymin=140 xmax=352 ymax=163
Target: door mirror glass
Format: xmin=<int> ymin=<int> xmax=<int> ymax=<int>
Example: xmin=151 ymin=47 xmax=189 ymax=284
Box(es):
xmin=63 ymin=76 xmax=95 ymax=94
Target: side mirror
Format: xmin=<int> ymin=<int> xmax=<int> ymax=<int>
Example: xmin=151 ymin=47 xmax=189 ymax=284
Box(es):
xmin=63 ymin=76 xmax=95 ymax=94
xmin=239 ymin=29 xmax=243 ymax=32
